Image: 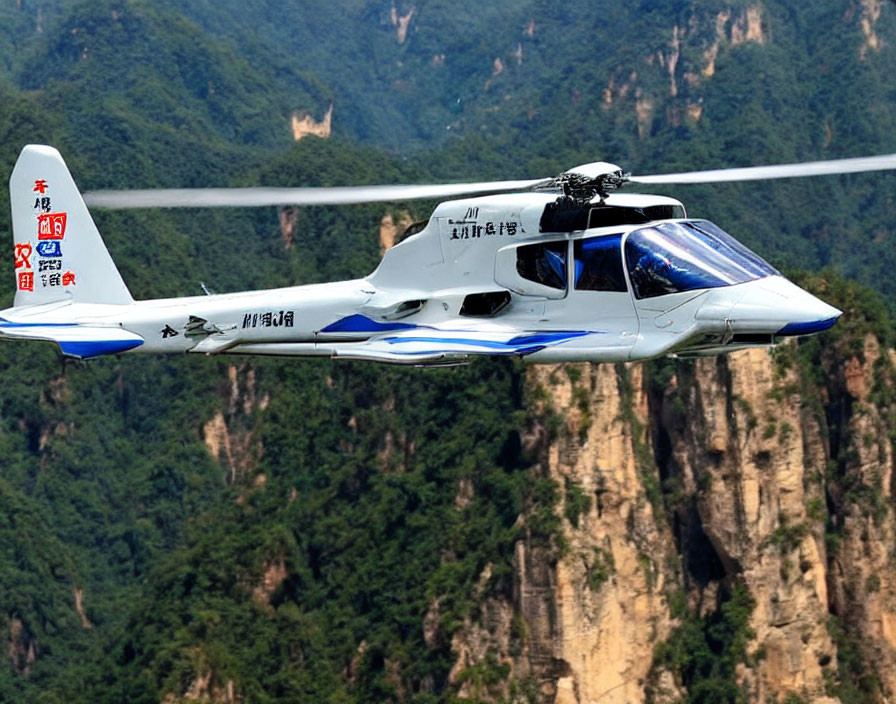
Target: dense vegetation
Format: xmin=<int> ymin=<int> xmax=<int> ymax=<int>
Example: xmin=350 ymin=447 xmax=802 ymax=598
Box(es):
xmin=0 ymin=0 xmax=895 ymax=701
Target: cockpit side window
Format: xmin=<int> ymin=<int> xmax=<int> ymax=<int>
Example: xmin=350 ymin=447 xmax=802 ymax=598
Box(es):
xmin=516 ymin=241 xmax=568 ymax=290
xmin=574 ymin=234 xmax=627 ymax=292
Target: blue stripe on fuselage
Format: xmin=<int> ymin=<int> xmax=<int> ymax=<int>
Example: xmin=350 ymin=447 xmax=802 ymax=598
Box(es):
xmin=321 ymin=314 xmax=420 ymax=334
xmin=381 ymin=330 xmax=593 ymax=354
xmin=0 ymin=317 xmax=76 ymax=328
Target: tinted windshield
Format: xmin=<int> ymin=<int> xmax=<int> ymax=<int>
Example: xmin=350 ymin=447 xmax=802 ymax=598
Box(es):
xmin=625 ymin=220 xmax=779 ymax=299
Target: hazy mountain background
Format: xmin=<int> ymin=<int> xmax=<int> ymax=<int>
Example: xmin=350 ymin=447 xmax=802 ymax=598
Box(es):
xmin=0 ymin=1 xmax=895 ymax=702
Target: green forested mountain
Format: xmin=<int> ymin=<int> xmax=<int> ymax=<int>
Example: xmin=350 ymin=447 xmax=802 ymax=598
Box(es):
xmin=0 ymin=1 xmax=895 ymax=703
xmin=9 ymin=1 xmax=896 ymax=294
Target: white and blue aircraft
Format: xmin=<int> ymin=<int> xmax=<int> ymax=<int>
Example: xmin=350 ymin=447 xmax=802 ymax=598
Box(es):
xmin=2 ymin=145 xmax=892 ymax=365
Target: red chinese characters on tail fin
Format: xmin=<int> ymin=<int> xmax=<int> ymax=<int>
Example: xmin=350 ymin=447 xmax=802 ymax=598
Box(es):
xmin=14 ymin=243 xmax=33 ymax=292
xmin=37 ymin=212 xmax=67 ymax=240
xmin=17 ymin=272 xmax=33 ymax=292
xmin=14 ymin=243 xmax=32 ymax=270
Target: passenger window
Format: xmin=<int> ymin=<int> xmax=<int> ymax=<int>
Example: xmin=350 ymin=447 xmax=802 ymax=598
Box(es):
xmin=574 ymin=235 xmax=627 ymax=292
xmin=516 ymin=241 xmax=568 ymax=290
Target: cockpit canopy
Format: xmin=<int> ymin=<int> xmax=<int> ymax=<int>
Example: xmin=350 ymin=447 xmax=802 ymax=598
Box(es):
xmin=624 ymin=220 xmax=779 ymax=299
xmin=512 ymin=219 xmax=778 ymax=298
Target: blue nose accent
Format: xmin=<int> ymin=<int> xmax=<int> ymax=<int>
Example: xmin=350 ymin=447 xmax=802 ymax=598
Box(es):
xmin=776 ymin=316 xmax=840 ymax=336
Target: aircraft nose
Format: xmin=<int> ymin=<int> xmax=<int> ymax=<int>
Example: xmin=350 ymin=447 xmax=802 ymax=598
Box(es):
xmin=775 ymin=293 xmax=841 ymax=335
xmin=722 ymin=277 xmax=842 ymax=335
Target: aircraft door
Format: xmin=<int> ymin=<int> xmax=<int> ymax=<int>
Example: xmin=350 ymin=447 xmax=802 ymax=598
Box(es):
xmin=624 ymin=223 xmax=717 ymax=333
xmin=562 ymin=234 xmax=639 ymax=354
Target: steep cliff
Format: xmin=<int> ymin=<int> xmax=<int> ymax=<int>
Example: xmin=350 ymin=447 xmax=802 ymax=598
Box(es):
xmin=132 ymin=281 xmax=896 ymax=704
xmin=449 ymin=278 xmax=896 ymax=703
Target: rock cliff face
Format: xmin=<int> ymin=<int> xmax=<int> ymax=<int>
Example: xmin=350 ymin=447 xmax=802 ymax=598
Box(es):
xmin=290 ymin=103 xmax=333 ymax=141
xmin=202 ymin=363 xmax=268 ymax=485
xmin=603 ymin=5 xmax=768 ymax=133
xmin=450 ymin=327 xmax=896 ymax=702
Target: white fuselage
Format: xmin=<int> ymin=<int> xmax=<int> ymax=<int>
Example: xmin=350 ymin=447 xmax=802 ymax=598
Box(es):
xmin=0 ymin=192 xmax=840 ymax=364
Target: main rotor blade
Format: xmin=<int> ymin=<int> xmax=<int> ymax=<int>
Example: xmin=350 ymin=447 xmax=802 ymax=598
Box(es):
xmin=83 ymin=178 xmax=549 ymax=209
xmin=629 ymin=153 xmax=896 ymax=185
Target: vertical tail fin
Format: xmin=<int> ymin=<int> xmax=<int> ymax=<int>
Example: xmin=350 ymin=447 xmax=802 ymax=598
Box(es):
xmin=10 ymin=145 xmax=133 ymax=307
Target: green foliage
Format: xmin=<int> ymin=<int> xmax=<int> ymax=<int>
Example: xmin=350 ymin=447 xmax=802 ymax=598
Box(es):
xmin=764 ymin=514 xmax=810 ymax=553
xmin=780 ymin=694 xmax=810 ymax=704
xmin=585 ymin=547 xmax=615 ymax=592
xmin=454 ymin=652 xmax=511 ymax=700
xmin=806 ymin=497 xmax=826 ymax=522
xmin=97 ymin=357 xmax=543 ymax=702
xmin=564 ymin=365 xmax=583 ymax=385
xmin=791 ymin=275 xmax=894 ymax=532
xmin=563 ymin=479 xmax=591 ymax=528
xmin=651 ymin=582 xmax=755 ymax=704
xmin=826 ymin=615 xmax=883 ymax=703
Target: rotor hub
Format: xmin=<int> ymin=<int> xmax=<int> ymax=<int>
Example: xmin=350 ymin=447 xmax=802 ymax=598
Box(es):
xmin=539 ymin=161 xmax=630 ymax=202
